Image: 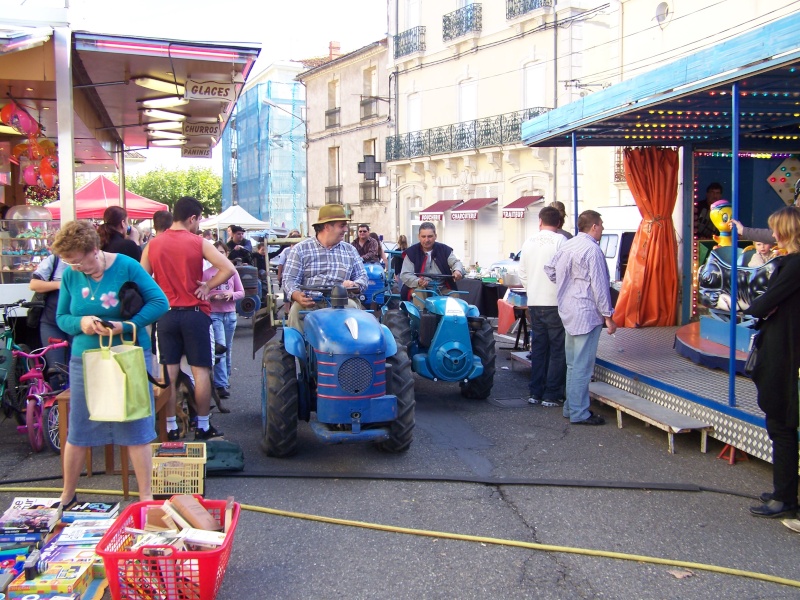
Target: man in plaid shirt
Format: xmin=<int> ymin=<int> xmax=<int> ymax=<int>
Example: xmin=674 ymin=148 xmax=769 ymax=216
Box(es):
xmin=282 ymin=205 xmax=368 ymax=331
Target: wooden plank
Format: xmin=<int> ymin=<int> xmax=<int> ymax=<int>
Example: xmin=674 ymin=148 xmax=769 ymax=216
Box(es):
xmin=589 ymin=381 xmax=712 ymax=454
xmin=590 ymin=382 xmax=710 ymax=431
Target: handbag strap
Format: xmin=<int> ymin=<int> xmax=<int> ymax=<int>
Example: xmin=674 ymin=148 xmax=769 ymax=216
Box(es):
xmin=121 ymin=321 xmax=137 ymax=345
xmin=47 ymin=256 xmax=59 ymax=282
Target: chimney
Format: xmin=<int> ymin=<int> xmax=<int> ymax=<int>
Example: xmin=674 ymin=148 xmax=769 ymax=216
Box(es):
xmin=329 ymin=41 xmax=341 ymax=60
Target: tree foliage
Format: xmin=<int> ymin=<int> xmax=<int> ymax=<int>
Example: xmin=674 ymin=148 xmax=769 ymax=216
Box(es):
xmin=121 ymin=168 xmax=222 ymax=215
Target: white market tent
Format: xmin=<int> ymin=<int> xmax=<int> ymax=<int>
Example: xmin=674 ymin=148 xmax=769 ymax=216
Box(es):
xmin=200 ymin=205 xmax=281 ymax=232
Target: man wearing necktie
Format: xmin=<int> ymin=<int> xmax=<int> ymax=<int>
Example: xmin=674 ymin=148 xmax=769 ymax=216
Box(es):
xmin=399 ymin=222 xmax=465 ymax=309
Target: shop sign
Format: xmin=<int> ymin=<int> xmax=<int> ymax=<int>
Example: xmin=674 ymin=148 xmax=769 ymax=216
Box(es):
xmin=183 ymin=121 xmax=220 ymax=137
xmin=181 ymin=146 xmax=212 ymax=158
xmin=503 ymin=209 xmax=526 ymax=218
xmin=451 ymin=211 xmax=478 ymax=220
xmin=420 ymin=213 xmax=443 ymax=221
xmin=185 ymin=80 xmax=235 ymax=101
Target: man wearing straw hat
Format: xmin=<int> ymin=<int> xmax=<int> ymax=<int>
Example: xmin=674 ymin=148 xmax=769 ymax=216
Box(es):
xmin=282 ymin=205 xmax=368 ymax=331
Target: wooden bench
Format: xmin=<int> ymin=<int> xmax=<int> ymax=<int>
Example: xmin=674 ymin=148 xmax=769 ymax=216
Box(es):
xmin=589 ymin=381 xmax=713 ymax=454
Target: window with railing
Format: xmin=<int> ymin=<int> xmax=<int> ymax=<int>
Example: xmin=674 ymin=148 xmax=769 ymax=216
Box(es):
xmin=506 ymin=0 xmax=553 ymax=20
xmin=614 ymin=147 xmax=627 ymax=183
xmin=325 ymin=107 xmax=340 ymax=129
xmin=325 ymin=186 xmax=342 ymax=204
xmin=385 ymin=106 xmax=550 ymax=161
xmin=394 ymin=26 xmax=426 ymax=58
xmin=360 ymin=98 xmax=378 ymax=120
xmin=359 ymin=181 xmax=379 ymax=203
xmin=443 ymin=3 xmax=482 ymax=42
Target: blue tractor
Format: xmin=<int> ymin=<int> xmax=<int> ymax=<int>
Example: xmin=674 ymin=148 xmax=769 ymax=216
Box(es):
xmin=382 ymin=274 xmax=496 ymax=399
xmin=255 ymin=285 xmax=415 ymax=457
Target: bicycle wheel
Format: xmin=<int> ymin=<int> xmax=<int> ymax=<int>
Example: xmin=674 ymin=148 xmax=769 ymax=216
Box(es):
xmin=5 ymin=344 xmax=30 ymax=426
xmin=26 ymin=395 xmax=44 ymax=452
xmin=44 ymin=403 xmax=60 ymax=455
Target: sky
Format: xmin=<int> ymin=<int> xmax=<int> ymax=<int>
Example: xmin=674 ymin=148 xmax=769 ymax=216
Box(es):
xmin=68 ymin=0 xmax=389 ymax=174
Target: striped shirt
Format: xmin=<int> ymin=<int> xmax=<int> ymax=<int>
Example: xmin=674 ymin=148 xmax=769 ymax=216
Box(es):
xmin=545 ymin=232 xmax=613 ymax=336
xmin=282 ymin=236 xmax=368 ymax=297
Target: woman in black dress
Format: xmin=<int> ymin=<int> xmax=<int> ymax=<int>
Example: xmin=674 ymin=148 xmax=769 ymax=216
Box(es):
xmin=745 ymin=206 xmax=800 ymax=518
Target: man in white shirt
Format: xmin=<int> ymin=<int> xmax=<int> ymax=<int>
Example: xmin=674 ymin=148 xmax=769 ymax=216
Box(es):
xmin=518 ymin=206 xmax=567 ymax=407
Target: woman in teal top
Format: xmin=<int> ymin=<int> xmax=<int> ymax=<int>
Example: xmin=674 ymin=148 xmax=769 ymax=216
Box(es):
xmin=53 ymin=221 xmax=168 ymax=507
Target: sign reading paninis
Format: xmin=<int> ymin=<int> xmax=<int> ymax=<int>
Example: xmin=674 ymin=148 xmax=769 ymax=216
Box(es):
xmin=181 ymin=146 xmax=212 ymax=158
xmin=185 ymin=80 xmax=235 ymax=101
xmin=183 ymin=121 xmax=220 ymax=137
xmin=451 ymin=211 xmax=478 ymax=220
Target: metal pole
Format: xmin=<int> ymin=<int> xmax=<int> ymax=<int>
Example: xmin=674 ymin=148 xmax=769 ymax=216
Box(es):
xmin=572 ymin=131 xmax=579 ymax=235
xmin=727 ymin=82 xmax=740 ymax=407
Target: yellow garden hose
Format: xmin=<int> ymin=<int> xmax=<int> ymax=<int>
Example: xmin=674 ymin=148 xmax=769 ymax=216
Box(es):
xmin=2 ymin=485 xmax=800 ymax=590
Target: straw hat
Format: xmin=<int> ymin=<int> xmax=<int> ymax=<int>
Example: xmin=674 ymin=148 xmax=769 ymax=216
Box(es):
xmin=313 ymin=204 xmax=350 ymax=226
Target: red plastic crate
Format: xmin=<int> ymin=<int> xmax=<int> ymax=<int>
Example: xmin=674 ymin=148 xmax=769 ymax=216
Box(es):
xmin=96 ymin=497 xmax=240 ymax=600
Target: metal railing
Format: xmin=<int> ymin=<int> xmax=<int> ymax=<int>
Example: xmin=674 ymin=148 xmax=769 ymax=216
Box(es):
xmin=614 ymin=147 xmax=627 ymax=183
xmin=385 ymin=106 xmax=550 ymax=161
xmin=443 ymin=3 xmax=482 ymax=42
xmin=394 ymin=26 xmax=426 ymax=58
xmin=325 ymin=185 xmax=342 ymax=204
xmin=506 ymin=0 xmax=553 ymax=20
xmin=325 ymin=107 xmax=340 ymax=129
xmin=360 ymin=98 xmax=378 ymax=120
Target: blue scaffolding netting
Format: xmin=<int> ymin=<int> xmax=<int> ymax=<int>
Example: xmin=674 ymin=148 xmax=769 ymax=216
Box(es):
xmin=222 ymin=78 xmax=307 ymax=232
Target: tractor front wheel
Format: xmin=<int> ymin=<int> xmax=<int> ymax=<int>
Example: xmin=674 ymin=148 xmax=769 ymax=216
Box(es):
xmin=381 ymin=309 xmax=411 ymax=350
xmin=377 ymin=344 xmax=415 ymax=453
xmin=460 ymin=318 xmax=496 ymax=400
xmin=261 ymin=330 xmax=299 ymax=457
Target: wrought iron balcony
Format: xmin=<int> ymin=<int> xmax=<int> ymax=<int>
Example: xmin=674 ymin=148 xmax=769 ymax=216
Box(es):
xmin=360 ymin=98 xmax=378 ymax=121
xmin=394 ymin=26 xmax=426 ymax=59
xmin=443 ymin=3 xmax=482 ymax=42
xmin=506 ymin=0 xmax=553 ymax=20
xmin=325 ymin=185 xmax=342 ymax=204
xmin=325 ymin=107 xmax=340 ymax=129
xmin=385 ymin=106 xmax=550 ymax=162
xmin=359 ymin=181 xmax=379 ymax=203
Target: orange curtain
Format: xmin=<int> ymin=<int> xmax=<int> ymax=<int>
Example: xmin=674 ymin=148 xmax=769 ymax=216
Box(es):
xmin=612 ymin=147 xmax=679 ymax=328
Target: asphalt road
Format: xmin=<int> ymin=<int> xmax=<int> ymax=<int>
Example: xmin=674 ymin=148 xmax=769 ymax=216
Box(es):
xmin=0 ymin=321 xmax=799 ymax=599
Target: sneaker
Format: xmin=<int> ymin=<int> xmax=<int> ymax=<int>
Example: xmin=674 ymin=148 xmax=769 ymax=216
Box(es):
xmin=527 ymin=397 xmax=541 ymax=405
xmin=572 ymin=411 xmax=605 ymax=425
xmin=541 ymin=398 xmax=565 ymax=407
xmin=167 ymin=428 xmax=181 ymax=441
xmin=195 ymin=424 xmax=224 ymax=441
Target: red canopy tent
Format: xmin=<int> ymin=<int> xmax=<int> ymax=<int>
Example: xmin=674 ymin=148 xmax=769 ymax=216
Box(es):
xmin=44 ymin=176 xmax=168 ymax=220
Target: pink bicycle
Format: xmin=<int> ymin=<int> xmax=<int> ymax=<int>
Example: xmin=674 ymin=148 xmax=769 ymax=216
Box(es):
xmin=13 ymin=339 xmax=69 ymax=453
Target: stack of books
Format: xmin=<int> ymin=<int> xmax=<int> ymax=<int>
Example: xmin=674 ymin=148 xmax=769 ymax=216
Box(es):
xmin=61 ymin=501 xmax=120 ymax=524
xmin=0 ymin=497 xmax=62 ymax=538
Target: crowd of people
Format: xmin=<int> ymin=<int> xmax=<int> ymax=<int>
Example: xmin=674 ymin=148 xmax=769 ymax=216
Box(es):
xmin=21 ymin=192 xmax=797 ymax=526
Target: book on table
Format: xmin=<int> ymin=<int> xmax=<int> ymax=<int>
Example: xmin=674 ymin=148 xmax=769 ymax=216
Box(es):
xmin=7 ymin=561 xmax=92 ymax=597
xmin=52 ymin=523 xmax=110 ymax=546
xmin=61 ymin=501 xmax=119 ymax=523
xmin=0 ymin=497 xmax=62 ymax=534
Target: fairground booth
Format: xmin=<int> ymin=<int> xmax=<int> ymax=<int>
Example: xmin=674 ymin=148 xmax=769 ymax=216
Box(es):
xmin=0 ymin=10 xmax=260 ymax=306
xmin=520 ymin=12 xmax=800 ymax=462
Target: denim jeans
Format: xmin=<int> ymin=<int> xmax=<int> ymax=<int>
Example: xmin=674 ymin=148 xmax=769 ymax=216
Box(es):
xmin=210 ymin=311 xmax=237 ymax=389
xmin=563 ymin=325 xmax=602 ymax=422
xmin=528 ymin=306 xmax=566 ymax=401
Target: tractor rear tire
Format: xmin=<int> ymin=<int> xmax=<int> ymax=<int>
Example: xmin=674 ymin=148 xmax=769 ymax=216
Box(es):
xmin=377 ymin=344 xmax=415 ymax=453
xmin=460 ymin=318 xmax=496 ymax=400
xmin=261 ymin=330 xmax=299 ymax=458
xmin=381 ymin=309 xmax=411 ymax=349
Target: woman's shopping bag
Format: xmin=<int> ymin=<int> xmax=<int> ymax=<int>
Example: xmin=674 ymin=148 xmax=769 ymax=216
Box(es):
xmin=83 ymin=322 xmax=152 ymax=422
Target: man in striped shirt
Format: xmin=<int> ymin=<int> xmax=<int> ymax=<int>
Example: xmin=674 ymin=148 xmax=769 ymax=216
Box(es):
xmin=545 ymin=210 xmax=616 ymax=425
xmin=282 ymin=204 xmax=368 ymax=331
